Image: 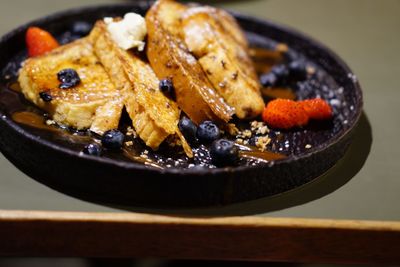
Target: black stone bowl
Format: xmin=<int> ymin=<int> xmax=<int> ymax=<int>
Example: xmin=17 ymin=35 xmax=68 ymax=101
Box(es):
xmin=0 ymin=3 xmax=363 ymax=207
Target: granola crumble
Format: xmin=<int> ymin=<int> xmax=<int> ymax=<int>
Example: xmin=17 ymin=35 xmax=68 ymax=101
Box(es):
xmin=256 ymin=136 xmax=271 ymax=152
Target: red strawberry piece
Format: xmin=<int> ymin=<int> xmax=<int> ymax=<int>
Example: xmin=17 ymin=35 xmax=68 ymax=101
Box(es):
xmin=262 ymin=99 xmax=309 ymax=129
xmin=26 ymin=27 xmax=60 ymax=57
xmin=300 ymin=98 xmax=333 ymax=120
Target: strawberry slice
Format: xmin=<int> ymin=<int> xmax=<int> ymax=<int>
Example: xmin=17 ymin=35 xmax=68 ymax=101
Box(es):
xmin=26 ymin=27 xmax=59 ymax=57
xmin=262 ymin=98 xmax=334 ymax=129
xmin=300 ymin=98 xmax=333 ymax=120
xmin=262 ymin=99 xmax=309 ymax=129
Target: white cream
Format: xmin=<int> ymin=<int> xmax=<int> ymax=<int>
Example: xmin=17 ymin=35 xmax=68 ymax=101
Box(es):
xmin=104 ymin=13 xmax=147 ymax=51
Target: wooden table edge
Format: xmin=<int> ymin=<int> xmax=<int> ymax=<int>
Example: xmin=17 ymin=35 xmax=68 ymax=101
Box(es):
xmin=0 ymin=209 xmax=399 ymax=265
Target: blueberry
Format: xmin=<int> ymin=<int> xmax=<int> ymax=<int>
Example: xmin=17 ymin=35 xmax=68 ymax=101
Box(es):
xmin=39 ymin=92 xmax=52 ymax=102
xmin=82 ymin=143 xmax=102 ymax=156
xmin=289 ymin=60 xmax=307 ymax=81
xmin=178 ymin=116 xmax=197 ymax=144
xmin=72 ymin=22 xmax=92 ymax=36
xmin=260 ymin=72 xmax=278 ymax=87
xmin=57 ymin=68 xmax=81 ymax=89
xmin=101 ymin=129 xmax=125 ymax=150
xmin=196 ymin=121 xmax=220 ymax=144
xmin=261 ymin=64 xmax=290 ymax=87
xmin=271 ymin=64 xmax=290 ymax=79
xmin=210 ymin=139 xmax=239 ymax=167
xmin=159 ymin=79 xmax=175 ymax=99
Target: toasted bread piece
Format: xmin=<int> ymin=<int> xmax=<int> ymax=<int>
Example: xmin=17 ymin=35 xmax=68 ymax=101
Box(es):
xmin=146 ymin=0 xmax=234 ymax=125
xmin=18 ymin=38 xmax=123 ymax=134
xmin=90 ymin=21 xmax=192 ymax=156
xmin=182 ymin=6 xmax=264 ymax=119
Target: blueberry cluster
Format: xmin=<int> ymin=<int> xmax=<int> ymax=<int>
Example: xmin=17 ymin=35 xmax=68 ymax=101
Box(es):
xmin=179 ymin=117 xmax=239 ymax=167
xmin=260 ymin=60 xmax=308 ymax=88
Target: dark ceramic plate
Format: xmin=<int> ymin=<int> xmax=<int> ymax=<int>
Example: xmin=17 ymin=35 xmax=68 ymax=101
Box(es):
xmin=0 ymin=3 xmax=362 ymax=207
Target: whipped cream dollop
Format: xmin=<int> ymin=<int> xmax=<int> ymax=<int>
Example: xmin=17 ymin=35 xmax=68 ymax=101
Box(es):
xmin=104 ymin=13 xmax=147 ymax=51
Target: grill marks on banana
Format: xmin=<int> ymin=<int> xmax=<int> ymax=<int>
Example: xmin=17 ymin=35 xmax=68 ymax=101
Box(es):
xmin=181 ymin=6 xmax=265 ymax=119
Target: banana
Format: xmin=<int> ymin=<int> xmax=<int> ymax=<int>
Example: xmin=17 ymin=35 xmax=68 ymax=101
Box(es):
xmin=182 ymin=6 xmax=265 ymax=119
xmin=145 ymin=0 xmax=235 ymax=125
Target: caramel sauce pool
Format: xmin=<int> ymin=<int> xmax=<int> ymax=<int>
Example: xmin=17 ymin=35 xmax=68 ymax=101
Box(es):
xmin=8 ymin=82 xmax=22 ymax=92
xmin=241 ymin=150 xmax=286 ymax=161
xmin=12 ymin=111 xmax=58 ymax=132
xmin=237 ymin=144 xmax=286 ymax=162
xmin=122 ymin=148 xmax=164 ymax=169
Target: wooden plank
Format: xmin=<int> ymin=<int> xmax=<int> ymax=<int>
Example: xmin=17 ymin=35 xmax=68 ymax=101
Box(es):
xmin=0 ymin=210 xmax=399 ymax=264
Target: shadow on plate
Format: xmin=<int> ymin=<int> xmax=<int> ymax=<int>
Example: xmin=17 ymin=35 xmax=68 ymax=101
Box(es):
xmin=100 ymin=111 xmax=372 ymax=217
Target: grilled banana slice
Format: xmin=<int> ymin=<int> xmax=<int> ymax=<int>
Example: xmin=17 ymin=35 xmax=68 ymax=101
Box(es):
xmin=182 ymin=6 xmax=265 ymax=119
xmin=146 ymin=0 xmax=234 ymax=125
xmin=211 ymin=8 xmax=249 ymax=49
xmin=18 ymin=38 xmax=123 ymax=134
xmin=90 ymin=21 xmax=192 ymax=157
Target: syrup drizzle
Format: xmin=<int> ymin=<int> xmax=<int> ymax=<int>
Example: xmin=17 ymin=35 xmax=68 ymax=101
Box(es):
xmin=236 ymin=143 xmax=286 ymax=162
xmin=8 ymin=82 xmax=21 ymax=92
xmin=123 ymin=147 xmax=164 ymax=169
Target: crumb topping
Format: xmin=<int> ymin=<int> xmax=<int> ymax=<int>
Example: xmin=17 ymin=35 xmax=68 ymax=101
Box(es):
xmin=256 ymin=136 xmax=271 ymax=152
xmin=126 ymin=126 xmax=138 ymax=138
xmin=125 ymin=141 xmax=133 ymax=147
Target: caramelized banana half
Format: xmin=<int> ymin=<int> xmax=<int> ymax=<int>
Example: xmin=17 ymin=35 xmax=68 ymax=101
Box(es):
xmin=90 ymin=21 xmax=192 ymax=157
xmin=182 ymin=6 xmax=265 ymax=119
xmin=145 ymin=0 xmax=234 ymax=125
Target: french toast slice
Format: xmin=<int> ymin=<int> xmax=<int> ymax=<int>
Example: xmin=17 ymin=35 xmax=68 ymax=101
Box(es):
xmin=18 ymin=38 xmax=123 ymax=134
xmin=145 ymin=0 xmax=234 ymax=125
xmin=90 ymin=21 xmax=192 ymax=156
xmin=182 ymin=6 xmax=265 ymax=119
